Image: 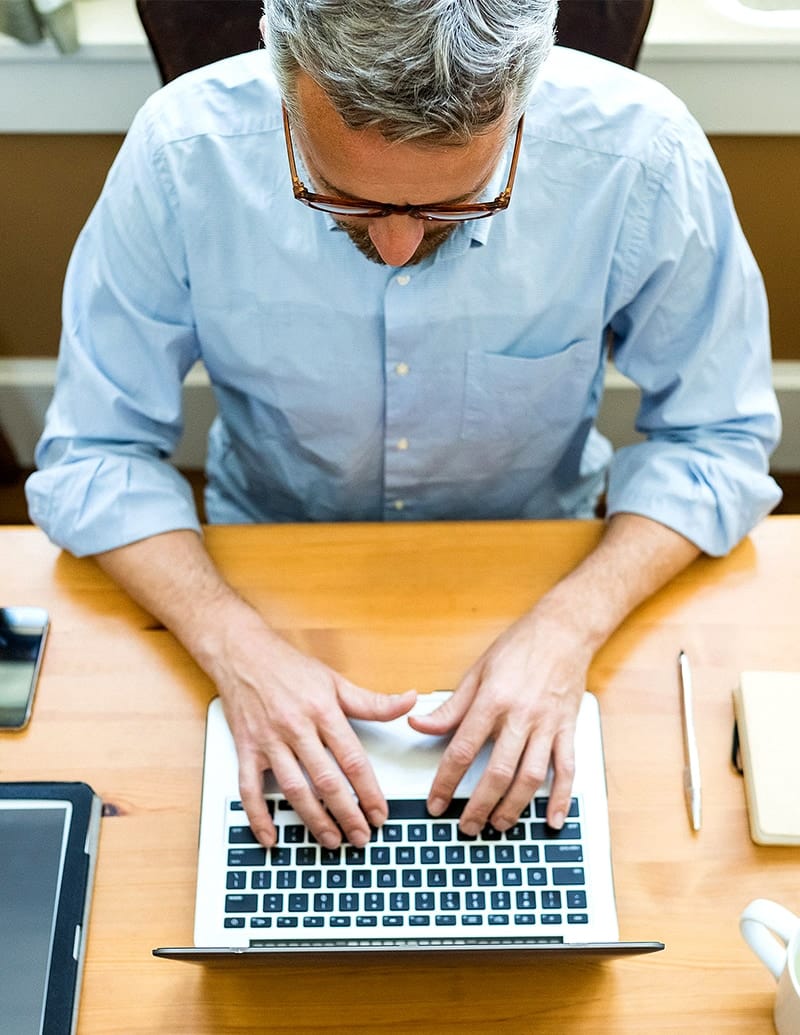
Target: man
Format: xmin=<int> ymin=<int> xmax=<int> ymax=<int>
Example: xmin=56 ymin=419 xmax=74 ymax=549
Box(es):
xmin=28 ymin=0 xmax=780 ymax=852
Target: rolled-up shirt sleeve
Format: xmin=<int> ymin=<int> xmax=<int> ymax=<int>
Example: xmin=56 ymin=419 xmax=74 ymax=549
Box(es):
xmin=26 ymin=101 xmax=203 ymax=557
xmin=605 ymin=115 xmax=781 ymax=556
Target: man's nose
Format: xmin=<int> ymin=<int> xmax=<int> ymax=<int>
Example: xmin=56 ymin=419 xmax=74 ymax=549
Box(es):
xmin=368 ymin=214 xmax=425 ymax=267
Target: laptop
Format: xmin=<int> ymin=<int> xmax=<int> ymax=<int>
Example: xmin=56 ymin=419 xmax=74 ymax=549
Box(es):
xmin=154 ymin=692 xmax=663 ymax=959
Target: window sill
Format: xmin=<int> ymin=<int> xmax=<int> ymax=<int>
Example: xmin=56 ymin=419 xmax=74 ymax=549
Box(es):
xmin=1 ymin=0 xmax=799 ymax=133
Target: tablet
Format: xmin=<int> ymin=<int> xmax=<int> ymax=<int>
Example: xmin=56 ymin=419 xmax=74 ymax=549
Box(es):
xmin=0 ymin=782 xmax=102 ymax=1035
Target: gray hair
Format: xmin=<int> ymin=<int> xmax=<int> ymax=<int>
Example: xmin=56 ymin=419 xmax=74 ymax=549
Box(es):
xmin=261 ymin=0 xmax=557 ymax=143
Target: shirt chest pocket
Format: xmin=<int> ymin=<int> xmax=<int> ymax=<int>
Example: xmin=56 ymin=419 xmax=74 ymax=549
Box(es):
xmin=460 ymin=339 xmax=600 ymax=467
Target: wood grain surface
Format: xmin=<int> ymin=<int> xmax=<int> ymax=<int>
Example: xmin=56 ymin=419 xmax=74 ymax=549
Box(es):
xmin=3 ymin=518 xmax=799 ymax=1033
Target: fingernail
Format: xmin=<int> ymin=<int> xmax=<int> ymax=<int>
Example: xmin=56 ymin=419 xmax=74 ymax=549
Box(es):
xmin=368 ymin=810 xmax=385 ymax=828
xmin=550 ymin=811 xmax=565 ymax=830
xmin=347 ymin=829 xmax=369 ymax=848
xmin=320 ymin=831 xmax=341 ymax=849
xmin=428 ymin=797 xmax=446 ymax=816
xmin=461 ymin=821 xmax=480 ymax=837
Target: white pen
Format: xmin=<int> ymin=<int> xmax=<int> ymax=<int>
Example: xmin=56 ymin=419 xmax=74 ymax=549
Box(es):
xmin=678 ymin=650 xmax=702 ymax=832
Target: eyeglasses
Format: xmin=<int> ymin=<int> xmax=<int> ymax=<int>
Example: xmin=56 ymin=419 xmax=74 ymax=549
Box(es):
xmin=282 ymin=105 xmax=524 ymax=223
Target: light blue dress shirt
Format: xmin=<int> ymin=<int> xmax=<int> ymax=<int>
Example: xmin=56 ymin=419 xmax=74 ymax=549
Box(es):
xmin=27 ymin=47 xmax=781 ymax=558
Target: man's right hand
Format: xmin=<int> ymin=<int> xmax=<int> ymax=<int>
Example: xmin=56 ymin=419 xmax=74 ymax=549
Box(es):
xmin=211 ymin=607 xmax=417 ymax=848
xmin=95 ymin=529 xmax=416 ymax=850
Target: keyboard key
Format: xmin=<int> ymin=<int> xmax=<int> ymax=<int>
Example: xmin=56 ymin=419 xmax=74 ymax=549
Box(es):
xmin=396 ymin=846 xmax=415 ymax=865
xmin=541 ymin=890 xmax=562 ymax=909
xmin=225 ymin=894 xmax=257 ymax=913
xmin=345 ymin=847 xmax=366 ymax=865
xmin=440 ymin=891 xmax=461 ymax=911
xmin=313 ymin=893 xmax=334 ymax=912
xmin=226 ymin=871 xmax=246 ymax=890
xmin=452 ymin=869 xmax=472 ymax=887
xmin=301 ymin=871 xmax=322 ymax=889
xmin=477 ymin=869 xmax=497 ymax=887
xmin=534 ymin=797 xmax=579 ymax=819
xmin=276 ymin=871 xmax=297 ymax=889
xmin=445 ymin=846 xmax=465 ymax=864
xmin=352 ymin=870 xmax=372 ymax=888
xmin=426 ymin=869 xmax=447 ymax=887
xmin=269 ymin=847 xmax=291 ymax=866
xmin=435 ymin=915 xmax=457 ymax=926
xmin=370 ymin=847 xmax=390 ymax=865
xmin=365 ymin=893 xmax=385 ymax=911
xmin=224 ymin=917 xmax=245 ymax=928
xmin=409 ymin=915 xmax=431 ymax=926
xmin=462 ymin=914 xmax=483 ymax=926
xmin=488 ymin=914 xmax=509 ymax=925
xmin=420 ymin=846 xmax=440 ymax=864
xmin=339 ymin=893 xmax=359 ymax=912
xmin=320 ymin=848 xmax=341 ymax=865
xmin=383 ymin=915 xmax=404 ymax=927
xmin=466 ymin=892 xmax=486 ymax=910
xmin=514 ymin=914 xmax=536 ymax=925
xmin=567 ymin=890 xmax=587 ymax=909
xmin=283 ymin=824 xmax=305 ymax=844
xmin=470 ymin=846 xmax=491 ymax=864
xmin=520 ymin=846 xmax=540 ymax=863
xmin=228 ymin=848 xmax=265 ymax=867
xmin=303 ymin=916 xmax=324 ymax=928
xmin=516 ymin=891 xmax=536 ymax=909
xmin=408 ymin=824 xmax=428 ymax=842
xmin=414 ymin=892 xmax=435 ymax=911
xmin=544 ymin=844 xmax=583 ymax=863
xmin=526 ymin=868 xmax=547 ymax=885
xmin=386 ymin=800 xmax=435 ymax=819
xmin=250 ymin=916 xmax=272 ymax=928
xmin=288 ymin=893 xmax=308 ymax=912
xmin=390 ymin=893 xmax=409 ymax=911
xmin=495 ymin=845 xmax=515 ymax=863
xmin=541 ymin=913 xmax=563 ymax=925
xmin=326 ymin=870 xmax=346 ymax=889
xmin=377 ymin=870 xmax=397 ymax=888
xmin=402 ymin=870 xmax=422 ymax=887
xmin=481 ymin=824 xmax=502 ymax=841
xmin=501 ymin=868 xmax=522 ymax=886
xmin=552 ymin=867 xmax=585 ymax=886
xmin=491 ymin=891 xmax=511 ymax=910
xmin=263 ymin=894 xmax=284 ymax=913
xmin=228 ymin=826 xmax=258 ymax=844
xmin=568 ymin=913 xmax=589 ymax=924
xmin=251 ymin=871 xmax=271 ymax=890
xmin=357 ymin=916 xmax=378 ymax=927
xmin=506 ymin=823 xmax=526 ymax=841
xmin=432 ymin=824 xmax=452 ymax=842
xmin=383 ymin=825 xmax=402 ymax=842
xmin=296 ymin=847 xmax=317 ymax=866
xmin=330 ymin=916 xmax=351 ymax=928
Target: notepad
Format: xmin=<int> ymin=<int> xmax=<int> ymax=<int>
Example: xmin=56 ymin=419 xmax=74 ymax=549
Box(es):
xmin=733 ymin=671 xmax=800 ymax=846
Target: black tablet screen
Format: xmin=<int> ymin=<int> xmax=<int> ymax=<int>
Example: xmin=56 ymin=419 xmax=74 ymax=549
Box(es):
xmin=0 ymin=803 xmax=71 ymax=1035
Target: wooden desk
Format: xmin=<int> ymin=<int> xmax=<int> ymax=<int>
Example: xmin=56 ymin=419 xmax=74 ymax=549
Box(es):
xmin=3 ymin=518 xmax=799 ymax=1033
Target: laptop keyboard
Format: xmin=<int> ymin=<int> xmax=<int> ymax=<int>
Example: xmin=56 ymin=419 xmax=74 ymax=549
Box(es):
xmin=223 ymin=796 xmax=589 ymax=939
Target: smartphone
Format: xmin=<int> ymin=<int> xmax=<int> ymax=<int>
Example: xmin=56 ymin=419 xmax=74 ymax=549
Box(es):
xmin=0 ymin=606 xmax=50 ymax=730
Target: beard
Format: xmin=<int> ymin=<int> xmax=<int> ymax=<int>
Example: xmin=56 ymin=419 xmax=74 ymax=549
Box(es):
xmin=336 ymin=219 xmax=458 ymax=266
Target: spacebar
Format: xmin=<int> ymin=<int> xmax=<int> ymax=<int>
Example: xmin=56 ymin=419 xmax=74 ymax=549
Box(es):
xmin=386 ymin=798 xmax=467 ymax=820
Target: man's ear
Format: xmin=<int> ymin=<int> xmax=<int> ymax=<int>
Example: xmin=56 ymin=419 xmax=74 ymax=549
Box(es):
xmin=259 ymin=15 xmax=268 ymax=44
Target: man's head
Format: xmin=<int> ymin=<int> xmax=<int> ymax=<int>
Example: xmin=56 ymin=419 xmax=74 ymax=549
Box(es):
xmin=261 ymin=0 xmax=557 ymax=265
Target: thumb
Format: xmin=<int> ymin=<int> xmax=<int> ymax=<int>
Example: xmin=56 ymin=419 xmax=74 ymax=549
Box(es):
xmin=339 ymin=683 xmax=417 ymax=722
xmin=408 ymin=682 xmax=474 ymax=736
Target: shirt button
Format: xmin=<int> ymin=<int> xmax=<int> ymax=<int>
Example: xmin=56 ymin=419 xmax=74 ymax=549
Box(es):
xmin=395 ymin=362 xmax=410 ymax=376
xmin=395 ymin=274 xmax=411 ymax=286
xmin=393 ymin=500 xmax=405 ymax=511
xmin=397 ymin=438 xmax=409 ymax=451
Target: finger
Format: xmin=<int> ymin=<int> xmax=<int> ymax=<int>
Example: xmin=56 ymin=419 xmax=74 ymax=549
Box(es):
xmin=457 ymin=725 xmax=529 ymax=835
xmin=237 ymin=751 xmax=277 ymax=848
xmin=267 ymin=743 xmax=346 ymax=849
xmin=489 ymin=732 xmax=555 ymax=832
xmin=322 ymin=718 xmax=389 ymax=831
xmin=543 ymin=726 xmax=577 ymax=830
xmin=339 ymin=683 xmax=417 ymax=722
xmin=425 ymin=705 xmax=494 ymax=820
xmin=407 ymin=670 xmax=480 ymax=736
xmin=292 ymin=733 xmax=376 ymax=848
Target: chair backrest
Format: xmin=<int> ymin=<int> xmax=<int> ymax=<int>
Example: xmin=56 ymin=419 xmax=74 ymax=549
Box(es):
xmin=137 ymin=0 xmax=654 ymax=86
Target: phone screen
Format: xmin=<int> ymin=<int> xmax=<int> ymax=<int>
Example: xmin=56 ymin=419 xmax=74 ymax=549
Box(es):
xmin=0 ymin=607 xmax=49 ymax=729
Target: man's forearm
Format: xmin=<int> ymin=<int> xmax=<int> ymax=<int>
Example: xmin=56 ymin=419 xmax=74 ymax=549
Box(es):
xmin=538 ymin=511 xmax=701 ymax=651
xmin=94 ymin=528 xmax=263 ymax=684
